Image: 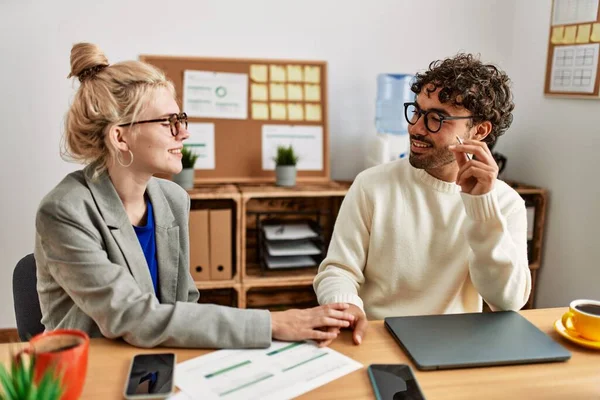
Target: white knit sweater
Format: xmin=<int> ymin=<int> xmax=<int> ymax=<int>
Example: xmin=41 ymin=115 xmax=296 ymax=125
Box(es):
xmin=314 ymin=159 xmax=531 ymax=320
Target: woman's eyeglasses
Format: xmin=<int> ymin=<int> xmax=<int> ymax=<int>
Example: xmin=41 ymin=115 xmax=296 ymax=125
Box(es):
xmin=118 ymin=112 xmax=188 ymax=137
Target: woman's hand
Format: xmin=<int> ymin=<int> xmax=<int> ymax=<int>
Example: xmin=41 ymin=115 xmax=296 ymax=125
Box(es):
xmin=319 ymin=303 xmax=368 ymax=347
xmin=271 ymin=303 xmax=355 ymax=346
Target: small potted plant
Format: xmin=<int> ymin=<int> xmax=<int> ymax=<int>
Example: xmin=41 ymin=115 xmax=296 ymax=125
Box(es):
xmin=0 ymin=352 xmax=63 ymax=400
xmin=173 ymin=146 xmax=198 ymax=190
xmin=273 ymin=145 xmax=299 ymax=187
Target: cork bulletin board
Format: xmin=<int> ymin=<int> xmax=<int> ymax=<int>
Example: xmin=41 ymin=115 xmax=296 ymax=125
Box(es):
xmin=544 ymin=0 xmax=600 ymax=98
xmin=140 ymin=55 xmax=330 ymax=183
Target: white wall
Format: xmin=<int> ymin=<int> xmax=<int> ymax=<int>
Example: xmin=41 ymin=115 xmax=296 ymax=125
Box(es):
xmin=0 ymin=0 xmax=517 ymax=328
xmin=496 ymin=0 xmax=600 ymax=307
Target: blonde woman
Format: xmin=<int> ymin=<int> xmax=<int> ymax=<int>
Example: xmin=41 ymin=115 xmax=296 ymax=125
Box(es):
xmin=34 ymin=43 xmax=353 ymax=348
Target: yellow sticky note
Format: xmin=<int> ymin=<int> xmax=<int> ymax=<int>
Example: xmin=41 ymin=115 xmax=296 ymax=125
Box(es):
xmin=250 ymin=65 xmax=268 ymax=82
xmin=591 ymin=23 xmax=600 ymax=42
xmin=562 ymin=26 xmax=577 ymax=44
xmin=288 ymin=104 xmax=304 ymax=121
xmin=576 ymin=24 xmax=592 ymax=43
xmin=304 ymin=84 xmax=321 ymax=102
xmin=287 ymin=84 xmax=303 ymax=101
xmin=252 ymin=103 xmax=269 ymax=120
xmin=269 ymin=83 xmax=286 ymax=101
xmin=304 ymin=66 xmax=321 ymax=83
xmin=270 ymin=65 xmax=287 ymax=82
xmin=270 ymin=103 xmax=287 ymax=120
xmin=551 ymin=26 xmax=564 ymax=44
xmin=305 ymin=104 xmax=322 ymax=122
xmin=287 ymin=65 xmax=303 ymax=82
xmin=251 ymin=84 xmax=268 ymax=101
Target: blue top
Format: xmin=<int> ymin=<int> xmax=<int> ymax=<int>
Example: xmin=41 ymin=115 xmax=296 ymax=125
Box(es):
xmin=133 ymin=200 xmax=159 ymax=298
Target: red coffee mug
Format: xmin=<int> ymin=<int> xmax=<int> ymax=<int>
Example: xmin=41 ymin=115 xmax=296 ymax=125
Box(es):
xmin=16 ymin=329 xmax=89 ymax=400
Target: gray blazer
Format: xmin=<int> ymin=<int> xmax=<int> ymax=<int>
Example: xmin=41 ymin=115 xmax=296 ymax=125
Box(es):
xmin=34 ymin=165 xmax=271 ymax=349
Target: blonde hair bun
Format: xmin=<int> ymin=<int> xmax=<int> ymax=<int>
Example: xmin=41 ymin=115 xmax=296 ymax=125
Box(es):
xmin=67 ymin=43 xmax=109 ymax=82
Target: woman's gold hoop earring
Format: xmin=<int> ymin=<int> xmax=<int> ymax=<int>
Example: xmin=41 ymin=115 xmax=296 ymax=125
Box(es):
xmin=116 ymin=149 xmax=134 ymax=168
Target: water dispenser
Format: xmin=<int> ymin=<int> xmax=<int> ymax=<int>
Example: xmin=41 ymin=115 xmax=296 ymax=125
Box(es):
xmin=366 ymin=73 xmax=415 ymax=168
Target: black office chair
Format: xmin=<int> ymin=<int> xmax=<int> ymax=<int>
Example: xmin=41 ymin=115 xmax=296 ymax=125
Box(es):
xmin=12 ymin=254 xmax=44 ymax=341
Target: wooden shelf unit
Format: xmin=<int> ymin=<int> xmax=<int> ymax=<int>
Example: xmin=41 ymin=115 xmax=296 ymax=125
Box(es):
xmin=504 ymin=181 xmax=549 ymax=310
xmin=189 ymin=180 xmax=547 ymax=311
xmin=237 ymin=181 xmax=348 ymax=308
xmin=188 ymin=181 xmax=348 ymax=308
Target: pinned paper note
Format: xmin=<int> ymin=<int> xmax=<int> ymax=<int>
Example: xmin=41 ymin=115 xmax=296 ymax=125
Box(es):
xmin=550 ymin=44 xmax=599 ymax=93
xmin=186 ymin=123 xmax=215 ymax=169
xmin=552 ymin=0 xmax=599 ymax=25
xmin=262 ymin=125 xmax=324 ymax=170
xmin=576 ymin=24 xmax=592 ymax=43
xmin=592 ymin=23 xmax=600 ymax=42
xmin=270 ymin=103 xmax=287 ymax=120
xmin=551 ymin=26 xmax=565 ymax=44
xmin=270 ymin=65 xmax=287 ymax=82
xmin=251 ymin=84 xmax=268 ymax=101
xmin=304 ymin=84 xmax=321 ymax=102
xmin=562 ymin=26 xmax=577 ymax=44
xmin=252 ymin=103 xmax=269 ymax=120
xmin=287 ymin=65 xmax=303 ymax=82
xmin=287 ymin=104 xmax=304 ymax=121
xmin=250 ymin=65 xmax=268 ymax=82
xmin=287 ymin=84 xmax=303 ymax=101
xmin=304 ymin=66 xmax=321 ymax=83
xmin=305 ymin=104 xmax=322 ymax=121
xmin=183 ymin=70 xmax=248 ymax=119
xmin=270 ymin=83 xmax=286 ymax=101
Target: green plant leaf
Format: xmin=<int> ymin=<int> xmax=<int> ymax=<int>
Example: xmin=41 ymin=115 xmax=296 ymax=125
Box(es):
xmin=24 ymin=357 xmax=33 ymax=395
xmin=0 ymin=353 xmax=63 ymax=400
xmin=181 ymin=146 xmax=199 ymax=169
xmin=36 ymin=365 xmax=63 ymax=400
xmin=273 ymin=145 xmax=299 ymax=166
xmin=37 ymin=374 xmax=53 ymax=400
xmin=26 ymin=386 xmax=37 ymax=400
xmin=0 ymin=363 xmax=18 ymax=399
xmin=14 ymin=356 xmax=27 ymax=398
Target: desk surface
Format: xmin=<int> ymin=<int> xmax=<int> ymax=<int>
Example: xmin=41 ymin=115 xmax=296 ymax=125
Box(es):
xmin=1 ymin=308 xmax=598 ymax=399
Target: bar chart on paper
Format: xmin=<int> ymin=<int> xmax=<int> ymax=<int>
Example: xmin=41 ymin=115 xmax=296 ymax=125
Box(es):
xmin=175 ymin=341 xmax=362 ymax=399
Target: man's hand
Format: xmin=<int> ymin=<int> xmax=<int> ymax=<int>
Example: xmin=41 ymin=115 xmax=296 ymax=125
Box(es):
xmin=271 ymin=303 xmax=355 ymax=345
xmin=449 ymin=139 xmax=499 ymax=195
xmin=318 ymin=303 xmax=368 ymax=347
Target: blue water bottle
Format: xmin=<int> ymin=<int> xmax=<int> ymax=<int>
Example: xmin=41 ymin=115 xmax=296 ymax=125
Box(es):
xmin=375 ymin=74 xmax=414 ymax=135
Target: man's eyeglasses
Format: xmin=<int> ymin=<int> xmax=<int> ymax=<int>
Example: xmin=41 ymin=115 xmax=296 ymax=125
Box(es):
xmin=404 ymin=102 xmax=474 ymax=133
xmin=118 ymin=112 xmax=188 ymax=137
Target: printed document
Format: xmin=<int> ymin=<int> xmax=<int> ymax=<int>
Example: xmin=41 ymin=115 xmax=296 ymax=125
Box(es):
xmin=175 ymin=341 xmax=362 ymax=400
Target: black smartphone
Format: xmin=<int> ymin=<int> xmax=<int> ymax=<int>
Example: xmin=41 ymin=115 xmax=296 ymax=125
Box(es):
xmin=123 ymin=353 xmax=176 ymax=400
xmin=367 ymin=364 xmax=426 ymax=400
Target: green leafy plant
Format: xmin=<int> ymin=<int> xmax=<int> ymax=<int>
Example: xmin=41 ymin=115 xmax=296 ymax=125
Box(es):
xmin=181 ymin=146 xmax=199 ymax=169
xmin=272 ymin=145 xmax=299 ymax=167
xmin=0 ymin=352 xmax=63 ymax=400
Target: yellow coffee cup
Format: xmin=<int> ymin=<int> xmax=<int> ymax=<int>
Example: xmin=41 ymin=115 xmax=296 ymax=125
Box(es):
xmin=561 ymin=299 xmax=600 ymax=342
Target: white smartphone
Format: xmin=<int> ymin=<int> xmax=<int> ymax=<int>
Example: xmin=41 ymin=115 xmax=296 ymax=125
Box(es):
xmin=123 ymin=353 xmax=176 ymax=400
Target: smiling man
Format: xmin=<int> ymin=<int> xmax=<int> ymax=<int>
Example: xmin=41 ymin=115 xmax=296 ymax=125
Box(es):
xmin=313 ymin=54 xmax=531 ymax=346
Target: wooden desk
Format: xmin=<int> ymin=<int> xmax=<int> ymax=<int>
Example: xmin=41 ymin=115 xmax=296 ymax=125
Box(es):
xmin=1 ymin=308 xmax=598 ymax=399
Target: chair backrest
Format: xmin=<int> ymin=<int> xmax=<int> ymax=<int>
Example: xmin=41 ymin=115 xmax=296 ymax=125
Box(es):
xmin=12 ymin=254 xmax=44 ymax=341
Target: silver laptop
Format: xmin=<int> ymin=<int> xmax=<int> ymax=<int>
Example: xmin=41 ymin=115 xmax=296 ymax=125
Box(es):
xmin=385 ymin=311 xmax=571 ymax=370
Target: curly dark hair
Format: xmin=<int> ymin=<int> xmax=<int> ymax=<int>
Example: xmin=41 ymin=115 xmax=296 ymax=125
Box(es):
xmin=410 ymin=53 xmax=514 ymax=147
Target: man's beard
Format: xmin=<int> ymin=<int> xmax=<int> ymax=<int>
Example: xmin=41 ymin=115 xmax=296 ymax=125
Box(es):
xmin=408 ymin=134 xmax=456 ymax=170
